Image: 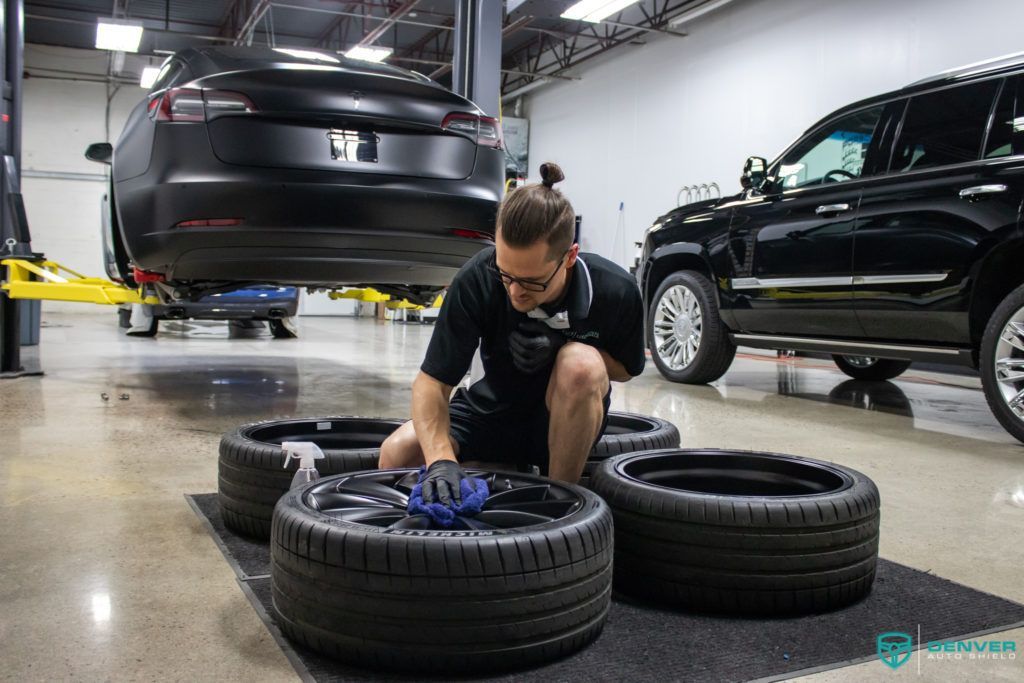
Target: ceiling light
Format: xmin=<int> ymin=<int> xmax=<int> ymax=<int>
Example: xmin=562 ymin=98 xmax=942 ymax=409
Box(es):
xmin=273 ymin=47 xmax=339 ymax=64
xmin=667 ymin=0 xmax=739 ymax=28
xmin=139 ymin=66 xmax=161 ymax=88
xmin=95 ymin=20 xmax=144 ymax=52
xmin=561 ymin=0 xmax=640 ymax=23
xmin=344 ymin=46 xmax=393 ymax=62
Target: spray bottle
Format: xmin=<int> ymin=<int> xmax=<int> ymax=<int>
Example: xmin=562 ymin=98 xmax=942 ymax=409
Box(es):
xmin=282 ymin=441 xmax=326 ymax=489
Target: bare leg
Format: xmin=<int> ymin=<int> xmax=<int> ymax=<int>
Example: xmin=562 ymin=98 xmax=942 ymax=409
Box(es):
xmin=545 ymin=343 xmax=609 ymax=482
xmin=379 ymin=420 xmax=459 ymax=469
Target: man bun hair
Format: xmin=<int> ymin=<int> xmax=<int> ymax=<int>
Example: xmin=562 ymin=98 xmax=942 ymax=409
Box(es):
xmin=539 ymin=162 xmax=565 ymax=189
xmin=498 ymin=162 xmax=575 ymax=260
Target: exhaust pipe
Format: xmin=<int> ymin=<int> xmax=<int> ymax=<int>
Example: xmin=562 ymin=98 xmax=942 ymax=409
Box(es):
xmin=166 ymin=307 xmax=186 ymax=320
xmin=268 ymin=308 xmax=287 ymax=319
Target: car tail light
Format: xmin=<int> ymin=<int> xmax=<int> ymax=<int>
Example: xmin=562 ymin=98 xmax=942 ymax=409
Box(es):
xmin=451 ymin=228 xmax=493 ymax=240
xmin=442 ymin=112 xmax=504 ymax=149
xmin=175 ymin=218 xmax=244 ymax=228
xmin=153 ymin=88 xmax=256 ymax=122
xmin=155 ymin=88 xmax=205 ymax=122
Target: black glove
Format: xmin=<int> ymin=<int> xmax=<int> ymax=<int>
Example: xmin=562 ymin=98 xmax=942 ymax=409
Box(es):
xmin=509 ymin=319 xmax=567 ymax=374
xmin=421 ymin=459 xmax=466 ymax=507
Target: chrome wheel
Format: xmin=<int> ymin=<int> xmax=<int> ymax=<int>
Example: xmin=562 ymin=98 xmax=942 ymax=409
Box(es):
xmin=844 ymin=356 xmax=878 ymax=369
xmin=653 ymin=284 xmax=703 ymax=371
xmin=995 ymin=308 xmax=1024 ymax=421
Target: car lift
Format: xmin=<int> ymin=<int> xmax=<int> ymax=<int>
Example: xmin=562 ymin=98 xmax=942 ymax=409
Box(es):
xmin=0 ymin=0 xmax=499 ymax=377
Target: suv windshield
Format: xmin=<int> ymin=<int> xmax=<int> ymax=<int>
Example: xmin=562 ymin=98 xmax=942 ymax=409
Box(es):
xmin=776 ymin=106 xmax=883 ymax=189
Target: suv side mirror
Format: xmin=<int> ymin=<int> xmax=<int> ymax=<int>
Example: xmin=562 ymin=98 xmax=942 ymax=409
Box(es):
xmin=742 ymin=156 xmax=768 ymax=191
xmin=85 ymin=142 xmax=113 ymax=164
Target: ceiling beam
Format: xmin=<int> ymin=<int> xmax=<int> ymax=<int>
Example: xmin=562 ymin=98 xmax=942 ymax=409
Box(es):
xmin=357 ymin=0 xmax=418 ymax=47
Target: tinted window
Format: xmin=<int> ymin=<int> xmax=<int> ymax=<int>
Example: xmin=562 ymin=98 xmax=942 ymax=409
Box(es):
xmin=150 ymin=60 xmax=184 ymax=93
xmin=891 ymin=80 xmax=999 ymax=172
xmin=985 ymin=76 xmax=1022 ymax=159
xmin=776 ymin=107 xmax=883 ymax=190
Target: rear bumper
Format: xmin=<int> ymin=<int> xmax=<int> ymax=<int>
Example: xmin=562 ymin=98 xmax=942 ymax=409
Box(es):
xmin=114 ymin=124 xmax=502 ymax=286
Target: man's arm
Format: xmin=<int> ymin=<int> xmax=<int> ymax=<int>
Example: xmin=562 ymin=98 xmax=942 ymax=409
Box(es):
xmin=600 ymin=349 xmax=633 ymax=383
xmin=411 ymin=371 xmax=459 ymax=465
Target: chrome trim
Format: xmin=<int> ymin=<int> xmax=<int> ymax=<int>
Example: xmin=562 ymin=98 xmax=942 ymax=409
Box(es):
xmin=732 ymin=334 xmax=961 ymax=356
xmin=815 ymin=203 xmax=851 ymax=214
xmin=853 ymin=273 xmax=949 ymax=285
xmin=959 ymin=184 xmax=1008 ymax=198
xmin=731 ymin=276 xmax=852 ymax=290
xmin=731 ymin=273 xmax=949 ymax=290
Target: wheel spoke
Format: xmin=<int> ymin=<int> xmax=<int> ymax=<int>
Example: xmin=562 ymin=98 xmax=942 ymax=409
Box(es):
xmin=311 ymin=492 xmax=398 ymax=512
xmin=671 ymin=344 xmax=685 ymax=369
xmin=484 ymin=485 xmax=550 ymax=507
xmin=1009 ymin=388 xmax=1024 ymax=417
xmin=996 ymin=358 xmax=1024 ymax=384
xmin=1001 ymin=322 xmax=1024 ymax=353
xmin=335 ymin=479 xmax=410 ymax=507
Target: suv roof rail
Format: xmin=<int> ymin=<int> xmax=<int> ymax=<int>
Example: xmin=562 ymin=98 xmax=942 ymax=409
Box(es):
xmin=906 ymin=50 xmax=1024 ymax=88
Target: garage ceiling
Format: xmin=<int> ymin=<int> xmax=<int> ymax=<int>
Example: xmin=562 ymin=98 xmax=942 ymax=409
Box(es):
xmin=25 ymin=0 xmax=705 ymax=93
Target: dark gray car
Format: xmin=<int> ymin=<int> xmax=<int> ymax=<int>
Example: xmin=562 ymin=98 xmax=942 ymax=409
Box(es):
xmin=90 ymin=46 xmax=503 ymax=304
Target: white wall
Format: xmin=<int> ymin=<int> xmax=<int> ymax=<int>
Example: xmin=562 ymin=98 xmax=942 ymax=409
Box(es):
xmin=21 ymin=45 xmax=151 ymax=313
xmin=524 ymin=0 xmax=1024 ymax=267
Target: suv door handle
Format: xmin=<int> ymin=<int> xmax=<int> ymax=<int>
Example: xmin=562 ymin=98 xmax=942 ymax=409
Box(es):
xmin=959 ymin=184 xmax=1007 ymax=199
xmin=815 ymin=203 xmax=851 ymax=215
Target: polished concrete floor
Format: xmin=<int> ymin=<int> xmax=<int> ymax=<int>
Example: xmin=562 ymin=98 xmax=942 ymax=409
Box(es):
xmin=2 ymin=311 xmax=1023 ymax=682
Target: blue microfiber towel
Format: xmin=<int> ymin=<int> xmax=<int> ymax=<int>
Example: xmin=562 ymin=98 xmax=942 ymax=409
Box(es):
xmin=406 ymin=467 xmax=489 ymax=528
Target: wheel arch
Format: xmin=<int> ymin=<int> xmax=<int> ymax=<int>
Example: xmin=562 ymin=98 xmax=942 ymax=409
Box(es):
xmin=969 ymin=237 xmax=1024 ymax=362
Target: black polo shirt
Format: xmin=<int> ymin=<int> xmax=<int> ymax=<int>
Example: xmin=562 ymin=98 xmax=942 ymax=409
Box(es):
xmin=420 ymin=247 xmax=645 ymax=414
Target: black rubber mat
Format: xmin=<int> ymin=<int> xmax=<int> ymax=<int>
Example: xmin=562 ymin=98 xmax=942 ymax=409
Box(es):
xmin=187 ymin=493 xmax=1024 ymax=682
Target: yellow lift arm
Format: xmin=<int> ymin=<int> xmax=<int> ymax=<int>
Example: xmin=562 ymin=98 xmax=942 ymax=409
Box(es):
xmin=1 ymin=258 xmax=442 ymax=310
xmin=1 ymin=258 xmax=159 ymax=305
xmin=329 ymin=288 xmax=444 ymax=310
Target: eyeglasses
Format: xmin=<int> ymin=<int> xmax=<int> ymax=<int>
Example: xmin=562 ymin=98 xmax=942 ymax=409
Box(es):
xmin=488 ymin=250 xmax=569 ymax=292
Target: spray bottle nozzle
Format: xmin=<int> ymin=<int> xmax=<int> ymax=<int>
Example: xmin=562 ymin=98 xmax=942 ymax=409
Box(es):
xmin=282 ymin=441 xmax=326 ymax=471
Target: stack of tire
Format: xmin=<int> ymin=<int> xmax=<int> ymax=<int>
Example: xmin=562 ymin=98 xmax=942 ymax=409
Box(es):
xmin=217 ymin=411 xmax=680 ymax=539
xmin=589 ymin=449 xmax=881 ymax=615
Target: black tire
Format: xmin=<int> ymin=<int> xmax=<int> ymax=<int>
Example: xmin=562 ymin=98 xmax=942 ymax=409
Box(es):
xmin=580 ymin=412 xmax=680 ymax=487
xmin=832 ymin=355 xmax=911 ymax=381
xmin=648 ymin=271 xmax=736 ymax=384
xmin=268 ymin=317 xmax=298 ymax=339
xmin=271 ymin=469 xmax=613 ymax=673
xmin=218 ymin=416 xmax=405 ymax=539
xmin=980 ymin=282 xmax=1024 ymax=444
xmin=590 ymin=449 xmax=880 ymax=616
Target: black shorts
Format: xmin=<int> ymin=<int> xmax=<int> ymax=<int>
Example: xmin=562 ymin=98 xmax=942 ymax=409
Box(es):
xmin=448 ymin=387 xmax=611 ymax=475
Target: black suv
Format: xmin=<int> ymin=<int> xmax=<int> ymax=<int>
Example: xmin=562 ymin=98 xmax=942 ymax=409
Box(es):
xmin=636 ymin=54 xmax=1024 ymax=443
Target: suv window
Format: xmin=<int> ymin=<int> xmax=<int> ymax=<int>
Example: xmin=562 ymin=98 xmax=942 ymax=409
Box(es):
xmin=775 ymin=107 xmax=883 ymax=190
xmin=891 ymin=79 xmax=999 ymax=172
xmin=985 ymin=76 xmax=1021 ymax=159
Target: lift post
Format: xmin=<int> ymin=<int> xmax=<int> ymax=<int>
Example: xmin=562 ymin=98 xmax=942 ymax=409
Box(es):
xmin=0 ymin=0 xmax=36 ymax=377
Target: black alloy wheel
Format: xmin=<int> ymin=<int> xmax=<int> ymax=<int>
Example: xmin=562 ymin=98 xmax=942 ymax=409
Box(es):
xmin=271 ymin=468 xmax=613 ymax=673
xmin=590 ymin=449 xmax=880 ymax=616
